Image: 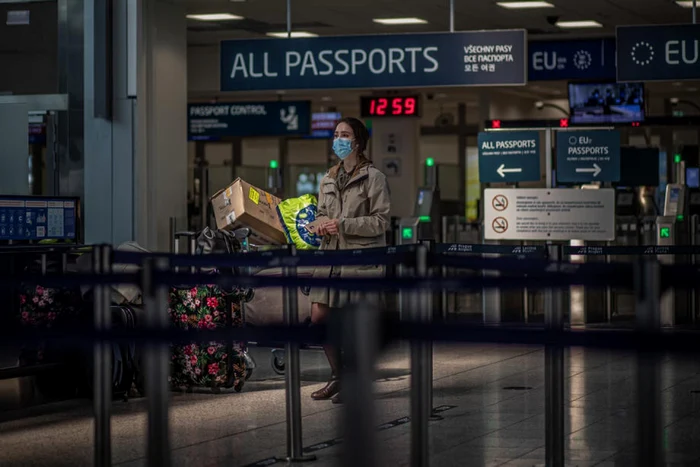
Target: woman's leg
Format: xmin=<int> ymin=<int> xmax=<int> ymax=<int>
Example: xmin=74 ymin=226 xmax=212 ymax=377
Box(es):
xmin=310 ymin=302 xmax=341 ymax=400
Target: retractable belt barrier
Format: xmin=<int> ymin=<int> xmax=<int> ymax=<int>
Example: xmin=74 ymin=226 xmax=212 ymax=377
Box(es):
xmin=563 ymin=245 xmax=700 ymax=256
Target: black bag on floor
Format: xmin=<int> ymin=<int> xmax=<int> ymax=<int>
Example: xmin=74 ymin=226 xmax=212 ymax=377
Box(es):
xmin=84 ymin=305 xmax=140 ymax=401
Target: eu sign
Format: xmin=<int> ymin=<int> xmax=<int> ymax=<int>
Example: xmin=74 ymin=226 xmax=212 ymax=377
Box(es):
xmin=529 ymin=38 xmax=616 ymax=81
xmin=556 ymin=130 xmax=620 ymax=183
xmin=187 ymin=101 xmax=311 ymax=140
xmin=478 ymin=131 xmax=541 ymax=184
xmin=617 ymin=24 xmax=700 ymax=82
xmin=220 ymin=30 xmax=527 ymax=91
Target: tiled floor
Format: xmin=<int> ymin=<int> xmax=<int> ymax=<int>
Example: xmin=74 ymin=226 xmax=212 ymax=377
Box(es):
xmin=1 ymin=344 xmax=700 ymax=466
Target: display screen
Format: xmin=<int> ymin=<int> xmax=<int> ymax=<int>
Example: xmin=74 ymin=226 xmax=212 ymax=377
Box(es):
xmin=414 ymin=189 xmax=433 ymax=217
xmin=617 ymin=192 xmax=635 ymax=207
xmin=360 ymin=95 xmax=421 ymax=118
xmin=568 ymin=82 xmax=645 ymax=124
xmin=0 ymin=196 xmax=78 ymax=241
xmin=304 ymin=112 xmax=341 ymax=139
xmin=613 ymin=147 xmax=660 ymax=188
xmin=669 ymin=187 xmax=681 ymax=203
xmin=687 ymin=168 xmax=700 ymax=189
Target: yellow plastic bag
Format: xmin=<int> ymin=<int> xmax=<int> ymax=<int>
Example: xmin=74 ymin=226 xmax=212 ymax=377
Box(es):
xmin=276 ymin=194 xmax=322 ymax=250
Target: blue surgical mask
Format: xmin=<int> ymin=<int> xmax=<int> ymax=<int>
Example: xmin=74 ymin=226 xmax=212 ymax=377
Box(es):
xmin=332 ymin=138 xmax=354 ymax=160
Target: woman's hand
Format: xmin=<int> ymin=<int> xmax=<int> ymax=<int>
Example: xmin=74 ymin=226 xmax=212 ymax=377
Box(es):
xmin=323 ymin=219 xmax=340 ymax=235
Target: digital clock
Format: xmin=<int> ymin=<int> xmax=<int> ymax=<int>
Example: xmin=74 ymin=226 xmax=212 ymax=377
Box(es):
xmin=359 ymin=95 xmax=421 ymax=118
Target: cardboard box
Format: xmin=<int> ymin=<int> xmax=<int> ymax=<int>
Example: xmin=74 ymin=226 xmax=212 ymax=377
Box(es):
xmin=210 ymin=178 xmax=287 ymax=245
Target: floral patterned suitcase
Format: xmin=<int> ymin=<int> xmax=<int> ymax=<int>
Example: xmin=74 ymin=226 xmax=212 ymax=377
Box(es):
xmin=168 ymin=284 xmax=249 ymax=393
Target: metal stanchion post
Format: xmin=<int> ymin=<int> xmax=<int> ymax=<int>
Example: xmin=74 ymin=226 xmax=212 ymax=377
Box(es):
xmin=420 ymin=242 xmax=442 ymax=422
xmin=544 ymin=243 xmax=564 ymax=467
xmin=635 ymin=258 xmax=663 ymax=467
xmin=168 ymin=217 xmax=177 ymax=254
xmin=142 ymin=258 xmax=171 ymax=467
xmin=93 ymin=244 xmax=112 ymax=467
xmin=278 ymin=245 xmax=315 ymax=463
xmin=339 ymin=301 xmax=379 ymax=467
xmin=411 ymin=244 xmax=432 ymax=467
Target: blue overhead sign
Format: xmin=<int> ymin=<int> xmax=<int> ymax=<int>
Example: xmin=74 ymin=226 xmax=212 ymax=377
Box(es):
xmin=220 ymin=30 xmax=527 ymax=91
xmin=187 ymin=101 xmax=311 ymax=140
xmin=478 ymin=131 xmax=541 ymax=184
xmin=556 ymin=131 xmax=620 ymax=183
xmin=617 ymin=24 xmax=700 ymax=82
xmin=529 ymin=38 xmax=616 ymax=81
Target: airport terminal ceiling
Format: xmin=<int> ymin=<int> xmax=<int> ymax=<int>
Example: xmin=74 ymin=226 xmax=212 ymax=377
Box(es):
xmin=182 ymin=0 xmax=700 ymax=105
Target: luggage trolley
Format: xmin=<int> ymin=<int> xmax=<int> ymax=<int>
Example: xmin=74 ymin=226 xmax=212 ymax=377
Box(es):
xmin=237 ymin=232 xmax=318 ymax=376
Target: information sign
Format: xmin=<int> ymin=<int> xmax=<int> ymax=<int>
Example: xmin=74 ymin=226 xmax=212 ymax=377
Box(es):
xmin=617 ymin=24 xmax=700 ymax=82
xmin=556 ymin=131 xmax=620 ymax=183
xmin=529 ymin=38 xmax=616 ymax=82
xmin=187 ymin=101 xmax=311 ymax=140
xmin=483 ymin=188 xmax=615 ymax=241
xmin=220 ymin=30 xmax=527 ymax=91
xmin=478 ymin=131 xmax=541 ymax=183
xmin=0 ymin=197 xmax=78 ymax=241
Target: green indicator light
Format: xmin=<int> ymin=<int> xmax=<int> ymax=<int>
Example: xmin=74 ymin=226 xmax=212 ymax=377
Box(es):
xmin=674 ymin=154 xmax=682 ymax=163
xmin=269 ymin=160 xmax=279 ymax=169
xmin=677 ymin=214 xmax=684 ymax=221
xmin=425 ymin=158 xmax=435 ymax=167
xmin=660 ymin=227 xmax=671 ymax=238
xmin=401 ymin=227 xmax=414 ymax=240
xmin=418 ymin=216 xmax=431 ymax=223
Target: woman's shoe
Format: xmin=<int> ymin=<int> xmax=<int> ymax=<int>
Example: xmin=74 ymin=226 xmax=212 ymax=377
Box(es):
xmin=311 ymin=378 xmax=340 ymax=400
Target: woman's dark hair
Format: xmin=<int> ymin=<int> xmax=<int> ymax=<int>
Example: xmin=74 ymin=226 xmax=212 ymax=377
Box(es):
xmin=329 ymin=117 xmax=371 ymax=179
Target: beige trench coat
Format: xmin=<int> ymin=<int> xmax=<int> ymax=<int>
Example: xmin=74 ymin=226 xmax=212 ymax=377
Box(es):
xmin=308 ymin=164 xmax=391 ymax=307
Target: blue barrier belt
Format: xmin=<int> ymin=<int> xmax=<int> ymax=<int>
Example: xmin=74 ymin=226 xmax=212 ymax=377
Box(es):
xmin=1 ymin=268 xmax=635 ymax=290
xmin=4 ymin=322 xmax=700 ymax=354
xmin=112 ymin=244 xmax=418 ymax=269
xmin=434 ymin=243 xmax=547 ymax=257
xmin=432 ymin=254 xmax=634 ymax=277
xmin=562 ymin=245 xmax=700 ymax=256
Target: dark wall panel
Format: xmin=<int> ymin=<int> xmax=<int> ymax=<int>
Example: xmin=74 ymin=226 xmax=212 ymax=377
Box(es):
xmin=0 ymin=3 xmax=58 ymax=94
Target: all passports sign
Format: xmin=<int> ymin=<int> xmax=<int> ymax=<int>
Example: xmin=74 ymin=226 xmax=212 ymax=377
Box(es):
xmin=556 ymin=130 xmax=620 ymax=183
xmin=219 ymin=30 xmax=527 ymax=91
xmin=477 ymin=131 xmax=541 ymax=184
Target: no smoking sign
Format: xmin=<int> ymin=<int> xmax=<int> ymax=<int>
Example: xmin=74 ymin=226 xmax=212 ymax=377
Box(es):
xmin=492 ymin=217 xmax=508 ymax=234
xmin=492 ymin=194 xmax=508 ymax=212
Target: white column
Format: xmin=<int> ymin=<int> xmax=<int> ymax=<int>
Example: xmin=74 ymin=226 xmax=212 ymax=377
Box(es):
xmin=135 ymin=0 xmax=188 ymax=251
xmin=372 ymin=119 xmax=419 ymax=219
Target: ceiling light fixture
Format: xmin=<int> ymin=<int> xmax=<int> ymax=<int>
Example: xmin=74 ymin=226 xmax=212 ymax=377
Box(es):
xmin=373 ymin=17 xmax=428 ymax=25
xmin=496 ymin=1 xmax=555 ymax=9
xmin=555 ymin=20 xmax=603 ymax=29
xmin=675 ymin=1 xmax=696 ymax=7
xmin=266 ymin=31 xmax=318 ymax=38
xmin=186 ymin=13 xmax=243 ymax=21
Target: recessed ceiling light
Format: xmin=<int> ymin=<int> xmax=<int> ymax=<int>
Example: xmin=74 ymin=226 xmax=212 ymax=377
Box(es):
xmin=373 ymin=18 xmax=428 ymax=25
xmin=321 ymin=96 xmax=333 ymax=102
xmin=186 ymin=13 xmax=243 ymax=21
xmin=555 ymin=20 xmax=603 ymax=29
xmin=266 ymin=31 xmax=318 ymax=38
xmin=688 ymin=87 xmax=698 ymax=92
xmin=675 ymin=1 xmax=696 ymax=7
xmin=496 ymin=1 xmax=555 ymax=9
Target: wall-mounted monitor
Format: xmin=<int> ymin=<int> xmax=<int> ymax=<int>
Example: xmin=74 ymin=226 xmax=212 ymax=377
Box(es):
xmin=568 ymin=82 xmax=645 ymax=125
xmin=304 ymin=112 xmax=341 ymax=139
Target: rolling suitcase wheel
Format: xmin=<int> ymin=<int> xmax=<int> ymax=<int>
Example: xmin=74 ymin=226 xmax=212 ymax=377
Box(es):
xmin=271 ymin=349 xmax=286 ymax=375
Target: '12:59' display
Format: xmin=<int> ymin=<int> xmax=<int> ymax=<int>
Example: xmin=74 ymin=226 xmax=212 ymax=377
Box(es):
xmin=360 ymin=95 xmax=422 ymax=118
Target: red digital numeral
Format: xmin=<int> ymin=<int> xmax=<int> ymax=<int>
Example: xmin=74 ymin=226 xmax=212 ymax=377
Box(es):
xmin=391 ymin=98 xmax=402 ymax=115
xmin=375 ymin=98 xmax=388 ymax=115
xmin=369 ymin=99 xmax=376 ymax=115
xmin=404 ymin=98 xmax=416 ymax=115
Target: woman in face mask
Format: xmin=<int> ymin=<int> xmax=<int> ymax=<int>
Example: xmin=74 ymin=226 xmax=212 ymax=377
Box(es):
xmin=308 ymin=117 xmax=391 ymax=404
